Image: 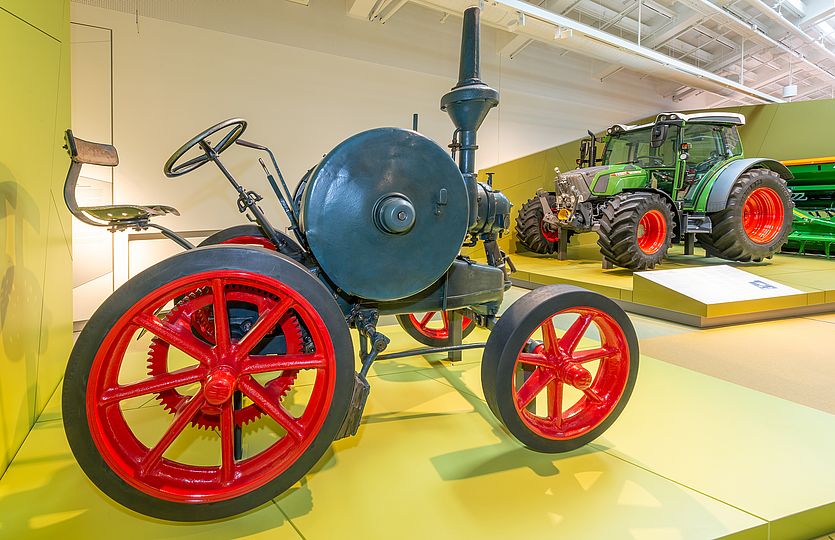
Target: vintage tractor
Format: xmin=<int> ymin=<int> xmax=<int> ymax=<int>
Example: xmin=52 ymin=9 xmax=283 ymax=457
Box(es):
xmin=516 ymin=112 xmax=795 ymax=270
xmin=60 ymin=8 xmax=639 ymax=522
xmin=781 ymin=156 xmax=835 ymax=257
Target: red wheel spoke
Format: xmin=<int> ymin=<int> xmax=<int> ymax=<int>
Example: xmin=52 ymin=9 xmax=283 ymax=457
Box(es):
xmin=571 ymin=347 xmax=618 ymax=364
xmin=139 ymin=393 xmax=205 ymax=476
xmin=236 ymin=296 xmax=294 ymax=356
xmin=134 ymin=312 xmax=212 ymax=365
xmin=238 ymin=376 xmax=304 ymax=440
xmin=516 ymin=368 xmax=555 ymax=411
xmin=582 ymin=388 xmax=603 ymax=404
xmin=211 ymin=278 xmax=232 ymax=353
xmin=559 ymin=314 xmax=594 ymax=355
xmin=517 ymin=352 xmax=554 ymax=369
xmin=100 ymin=366 xmax=205 ymax=405
xmin=219 ymin=401 xmax=236 ymax=484
xmin=419 ymin=312 xmax=435 ymax=329
xmin=243 ymin=352 xmax=327 ymax=374
xmin=547 ymin=381 xmax=563 ymax=426
xmin=441 ymin=311 xmax=449 ymax=330
xmin=540 ymin=317 xmax=559 ymax=354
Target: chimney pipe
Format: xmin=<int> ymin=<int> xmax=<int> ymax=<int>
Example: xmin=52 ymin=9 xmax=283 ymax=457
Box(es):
xmin=441 ymin=6 xmax=499 ymax=231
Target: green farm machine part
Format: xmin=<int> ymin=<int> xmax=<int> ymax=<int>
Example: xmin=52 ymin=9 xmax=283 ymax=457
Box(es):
xmin=781 ymin=156 xmax=835 ymax=257
xmin=516 ymin=112 xmax=795 ymax=271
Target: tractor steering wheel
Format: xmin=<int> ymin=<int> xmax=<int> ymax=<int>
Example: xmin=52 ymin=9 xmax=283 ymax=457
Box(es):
xmin=634 ymin=155 xmax=665 ymax=167
xmin=163 ymin=118 xmax=247 ymax=178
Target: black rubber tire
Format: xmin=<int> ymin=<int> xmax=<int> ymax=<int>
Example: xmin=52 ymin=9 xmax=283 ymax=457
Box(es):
xmin=395 ymin=311 xmax=477 ymax=347
xmin=200 ymin=224 xmax=307 ymax=264
xmin=697 ymin=169 xmax=793 ymax=262
xmin=515 ymin=193 xmax=562 ymax=254
xmin=597 ymin=193 xmax=673 ymax=270
xmin=481 ymin=285 xmax=639 ymax=453
xmin=63 ymin=246 xmax=354 ymax=521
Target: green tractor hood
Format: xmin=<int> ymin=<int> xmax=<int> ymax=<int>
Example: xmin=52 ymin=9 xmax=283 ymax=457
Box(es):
xmin=559 ymin=164 xmax=647 ymax=198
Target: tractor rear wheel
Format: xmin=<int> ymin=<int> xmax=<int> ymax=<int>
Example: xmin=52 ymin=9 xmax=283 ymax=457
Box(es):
xmin=395 ymin=311 xmax=476 ymax=347
xmin=63 ymin=246 xmax=354 ymax=521
xmin=515 ymin=193 xmax=564 ymax=254
xmin=697 ymin=169 xmax=793 ymax=262
xmin=481 ymin=284 xmax=639 ymax=453
xmin=597 ymin=193 xmax=673 ymax=270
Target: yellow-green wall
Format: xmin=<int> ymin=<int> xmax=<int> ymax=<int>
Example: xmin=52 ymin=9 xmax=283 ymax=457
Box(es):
xmin=479 ymin=97 xmax=835 ymax=254
xmin=0 ymin=0 xmax=72 ymax=477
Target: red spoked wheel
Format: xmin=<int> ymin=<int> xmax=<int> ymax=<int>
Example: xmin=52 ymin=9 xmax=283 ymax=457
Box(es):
xmin=742 ymin=187 xmax=785 ymax=244
xmin=482 ymin=284 xmax=638 ymax=453
xmin=396 ymin=311 xmax=477 ymax=347
xmin=63 ymin=246 xmax=353 ymax=521
xmin=636 ymin=209 xmax=667 ymax=255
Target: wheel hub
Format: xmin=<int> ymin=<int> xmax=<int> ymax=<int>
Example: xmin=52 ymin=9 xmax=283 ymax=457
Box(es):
xmin=561 ymin=363 xmax=593 ymax=390
xmin=204 ymin=367 xmax=237 ymax=405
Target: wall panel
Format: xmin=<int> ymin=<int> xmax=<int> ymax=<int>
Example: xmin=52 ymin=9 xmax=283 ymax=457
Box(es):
xmin=0 ymin=0 xmax=72 ymax=478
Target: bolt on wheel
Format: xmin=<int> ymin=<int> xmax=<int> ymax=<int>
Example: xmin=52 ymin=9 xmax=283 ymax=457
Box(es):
xmin=482 ymin=285 xmax=639 ymax=452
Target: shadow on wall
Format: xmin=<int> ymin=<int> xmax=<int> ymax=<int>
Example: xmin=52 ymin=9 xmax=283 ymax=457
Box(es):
xmin=0 ymin=167 xmax=47 ymax=473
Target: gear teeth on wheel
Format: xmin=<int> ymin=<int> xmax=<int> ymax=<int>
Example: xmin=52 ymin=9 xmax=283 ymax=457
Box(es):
xmin=146 ymin=285 xmax=304 ymax=429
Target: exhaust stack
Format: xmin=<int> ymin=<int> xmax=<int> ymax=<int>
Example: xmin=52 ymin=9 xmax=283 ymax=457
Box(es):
xmin=441 ymin=6 xmax=499 ymax=231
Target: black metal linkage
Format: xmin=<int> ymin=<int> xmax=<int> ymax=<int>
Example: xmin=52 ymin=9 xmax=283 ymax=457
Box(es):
xmin=375 ymin=342 xmax=486 ymax=362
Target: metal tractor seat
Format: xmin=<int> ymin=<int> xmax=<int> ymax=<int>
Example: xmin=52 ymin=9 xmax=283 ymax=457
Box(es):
xmin=63 ymin=130 xmax=180 ymax=231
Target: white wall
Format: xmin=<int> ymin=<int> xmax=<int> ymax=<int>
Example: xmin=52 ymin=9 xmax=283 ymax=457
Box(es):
xmin=69 ymin=0 xmax=672 ymax=301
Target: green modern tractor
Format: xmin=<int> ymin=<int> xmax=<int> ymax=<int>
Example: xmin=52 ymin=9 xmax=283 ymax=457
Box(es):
xmin=516 ymin=112 xmax=795 ymax=270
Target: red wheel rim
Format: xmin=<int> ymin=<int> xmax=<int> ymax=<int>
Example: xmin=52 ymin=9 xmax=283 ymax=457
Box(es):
xmin=86 ymin=271 xmax=336 ymax=503
xmin=407 ymin=311 xmax=474 ymax=340
xmin=540 ymin=220 xmax=560 ymax=243
xmin=511 ymin=307 xmax=630 ymax=440
xmin=220 ymin=235 xmax=276 ymax=250
xmin=743 ymin=187 xmax=784 ymax=244
xmin=636 ymin=209 xmax=667 ymax=254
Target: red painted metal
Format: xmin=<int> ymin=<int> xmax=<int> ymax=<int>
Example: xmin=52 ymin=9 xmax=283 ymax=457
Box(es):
xmin=512 ymin=307 xmax=630 ymax=440
xmin=743 ymin=187 xmax=785 ymax=244
xmin=407 ymin=311 xmax=474 ymax=340
xmin=219 ymin=235 xmax=277 ymax=250
xmin=540 ymin=220 xmax=560 ymax=243
xmin=147 ymin=286 xmax=302 ymax=429
xmin=85 ymin=270 xmax=336 ymax=503
xmin=636 ymin=209 xmax=667 ymax=254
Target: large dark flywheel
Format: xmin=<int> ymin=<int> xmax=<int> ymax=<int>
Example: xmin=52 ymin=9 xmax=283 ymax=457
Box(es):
xmin=300 ymin=128 xmax=469 ymax=301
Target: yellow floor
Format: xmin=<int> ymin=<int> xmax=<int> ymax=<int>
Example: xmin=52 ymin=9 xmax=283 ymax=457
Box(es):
xmin=1 ymin=322 xmax=834 ymax=539
xmin=509 ymin=243 xmax=835 ymax=324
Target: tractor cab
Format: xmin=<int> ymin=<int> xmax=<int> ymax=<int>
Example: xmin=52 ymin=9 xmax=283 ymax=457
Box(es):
xmin=597 ymin=112 xmax=746 ymax=201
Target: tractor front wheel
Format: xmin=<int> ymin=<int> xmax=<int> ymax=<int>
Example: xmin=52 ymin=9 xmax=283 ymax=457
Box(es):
xmin=597 ymin=193 xmax=673 ymax=270
xmin=515 ymin=193 xmax=565 ymax=254
xmin=481 ymin=285 xmax=639 ymax=452
xmin=63 ymin=246 xmax=354 ymax=521
xmin=697 ymin=169 xmax=793 ymax=262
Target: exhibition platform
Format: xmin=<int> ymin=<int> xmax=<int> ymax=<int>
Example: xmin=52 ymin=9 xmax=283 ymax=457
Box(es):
xmin=1 ymin=324 xmax=833 ymax=539
xmin=508 ymin=239 xmax=835 ymax=327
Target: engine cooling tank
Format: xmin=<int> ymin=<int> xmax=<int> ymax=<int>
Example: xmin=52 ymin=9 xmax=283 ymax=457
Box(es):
xmin=299 ymin=127 xmax=469 ymax=301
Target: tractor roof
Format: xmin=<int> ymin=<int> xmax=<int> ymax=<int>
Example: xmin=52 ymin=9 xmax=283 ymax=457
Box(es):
xmin=606 ymin=111 xmax=746 ymax=135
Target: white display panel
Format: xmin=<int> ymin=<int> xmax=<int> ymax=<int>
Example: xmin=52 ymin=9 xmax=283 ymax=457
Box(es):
xmin=635 ymin=265 xmax=803 ymax=304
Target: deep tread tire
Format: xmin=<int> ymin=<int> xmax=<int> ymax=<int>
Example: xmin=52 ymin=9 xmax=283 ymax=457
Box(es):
xmin=481 ymin=285 xmax=639 ymax=453
xmin=515 ymin=193 xmax=561 ymax=254
xmin=597 ymin=193 xmax=673 ymax=270
xmin=697 ymin=169 xmax=793 ymax=262
xmin=395 ymin=312 xmax=476 ymax=347
xmin=63 ymin=246 xmax=354 ymax=521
